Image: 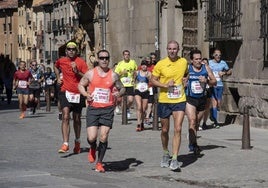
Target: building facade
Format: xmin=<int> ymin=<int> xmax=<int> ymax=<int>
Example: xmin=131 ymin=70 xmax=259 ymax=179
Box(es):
xmin=0 ymin=0 xmax=267 ymax=128
xmin=0 ymin=0 xmax=18 ymax=64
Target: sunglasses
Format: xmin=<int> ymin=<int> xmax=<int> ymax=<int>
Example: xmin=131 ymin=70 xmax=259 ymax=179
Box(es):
xmin=214 ymin=54 xmax=221 ymax=57
xmin=99 ymin=56 xmax=110 ymax=60
xmin=32 ymin=64 xmax=37 ymax=66
xmin=67 ymin=48 xmax=76 ymax=51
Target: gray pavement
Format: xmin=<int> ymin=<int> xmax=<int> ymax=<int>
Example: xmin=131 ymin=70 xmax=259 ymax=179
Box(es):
xmin=0 ymin=99 xmax=268 ymax=188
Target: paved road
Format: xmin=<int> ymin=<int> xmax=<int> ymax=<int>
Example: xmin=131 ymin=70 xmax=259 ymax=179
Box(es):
xmin=0 ymin=99 xmax=268 ymax=188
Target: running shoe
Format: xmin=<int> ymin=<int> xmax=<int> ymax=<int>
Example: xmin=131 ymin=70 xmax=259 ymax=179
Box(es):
xmin=169 ymin=159 xmax=180 ymax=171
xmin=127 ymin=109 xmax=131 ymax=118
xmin=188 ymin=144 xmax=194 ymax=152
xmin=88 ymin=148 xmax=96 ymax=163
xmin=193 ymin=144 xmax=202 ymax=155
xmin=140 ymin=123 xmax=144 ymax=131
xmin=58 ymin=144 xmax=69 ymax=153
xmin=73 ymin=141 xmax=81 ymax=154
xmin=19 ymin=112 xmax=25 ymax=119
xmin=160 ymin=153 xmax=170 ymax=168
xmin=136 ymin=124 xmax=141 ymax=132
xmin=95 ymin=162 xmax=105 ymax=173
xmin=202 ymin=123 xmax=208 ymax=130
xmin=214 ymin=123 xmax=220 ymax=129
xmin=58 ymin=113 xmax=62 ymax=121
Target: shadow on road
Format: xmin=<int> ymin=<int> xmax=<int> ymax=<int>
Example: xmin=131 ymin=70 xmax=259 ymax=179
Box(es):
xmin=104 ymin=158 xmax=143 ymax=172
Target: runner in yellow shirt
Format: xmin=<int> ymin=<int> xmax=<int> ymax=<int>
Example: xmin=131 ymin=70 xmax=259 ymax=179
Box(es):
xmin=115 ymin=50 xmax=137 ymax=118
xmin=151 ymin=40 xmax=188 ymax=171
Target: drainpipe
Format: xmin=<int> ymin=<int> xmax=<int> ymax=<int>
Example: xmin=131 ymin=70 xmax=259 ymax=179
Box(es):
xmin=155 ymin=0 xmax=160 ymax=58
xmin=99 ymin=0 xmax=108 ymax=49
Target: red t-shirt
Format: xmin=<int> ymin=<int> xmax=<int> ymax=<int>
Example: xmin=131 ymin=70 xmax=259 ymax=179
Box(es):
xmin=13 ymin=70 xmax=32 ymax=89
xmin=55 ymin=57 xmax=88 ymax=93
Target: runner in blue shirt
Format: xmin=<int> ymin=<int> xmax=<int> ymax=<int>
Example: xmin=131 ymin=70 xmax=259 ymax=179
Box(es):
xmin=209 ymin=49 xmax=232 ymax=128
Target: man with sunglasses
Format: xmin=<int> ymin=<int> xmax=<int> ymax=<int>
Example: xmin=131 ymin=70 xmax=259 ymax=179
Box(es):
xmin=209 ymin=49 xmax=232 ymax=128
xmin=28 ymin=60 xmax=44 ymax=115
xmin=54 ymin=42 xmax=88 ymax=154
xmin=78 ymin=49 xmax=125 ymax=172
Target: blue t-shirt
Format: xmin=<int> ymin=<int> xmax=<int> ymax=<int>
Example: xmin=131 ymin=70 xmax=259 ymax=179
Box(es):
xmin=209 ymin=59 xmax=229 ymax=87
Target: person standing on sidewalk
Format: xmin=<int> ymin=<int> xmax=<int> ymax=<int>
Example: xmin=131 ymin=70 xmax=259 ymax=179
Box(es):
xmin=13 ymin=61 xmax=32 ymax=119
xmin=78 ymin=49 xmax=125 ymax=173
xmin=54 ymin=42 xmax=88 ymax=154
xmin=151 ymin=40 xmax=188 ymax=171
xmin=209 ymin=49 xmax=232 ymax=128
xmin=185 ymin=50 xmax=216 ymax=155
xmin=114 ymin=50 xmax=137 ymax=118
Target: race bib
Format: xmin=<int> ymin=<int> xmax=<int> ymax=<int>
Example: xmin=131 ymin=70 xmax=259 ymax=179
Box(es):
xmin=167 ymin=85 xmax=182 ymax=99
xmin=148 ymin=87 xmax=153 ymax=95
xmin=93 ymin=88 xmax=110 ymax=103
xmin=46 ymin=78 xmax=53 ymax=85
xmin=213 ymin=71 xmax=221 ymax=81
xmin=18 ymin=80 xmax=27 ymax=89
xmin=121 ymin=77 xmax=131 ymax=85
xmin=191 ymin=81 xmax=204 ymax=94
xmin=65 ymin=90 xmax=80 ymax=103
xmin=136 ymin=82 xmax=148 ymax=92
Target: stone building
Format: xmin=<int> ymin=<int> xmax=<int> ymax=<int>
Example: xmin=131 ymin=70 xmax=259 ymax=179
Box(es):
xmin=80 ymin=0 xmax=267 ymax=128
xmin=0 ymin=0 xmax=18 ymax=64
xmin=0 ymin=0 xmax=267 ymax=128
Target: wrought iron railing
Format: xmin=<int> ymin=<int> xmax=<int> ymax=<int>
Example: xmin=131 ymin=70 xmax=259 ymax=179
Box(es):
xmin=206 ymin=0 xmax=242 ymax=41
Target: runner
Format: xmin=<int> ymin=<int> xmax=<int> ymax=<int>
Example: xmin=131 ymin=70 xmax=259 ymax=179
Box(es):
xmin=13 ymin=61 xmax=32 ymax=119
xmin=78 ymin=49 xmax=125 ymax=172
xmin=54 ymin=42 xmax=88 ymax=154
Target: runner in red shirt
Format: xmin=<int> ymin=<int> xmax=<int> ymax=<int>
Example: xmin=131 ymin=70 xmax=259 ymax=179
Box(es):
xmin=54 ymin=42 xmax=88 ymax=154
xmin=13 ymin=61 xmax=32 ymax=119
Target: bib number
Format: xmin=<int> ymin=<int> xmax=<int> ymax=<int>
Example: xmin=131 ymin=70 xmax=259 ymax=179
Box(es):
xmin=65 ymin=91 xmax=80 ymax=103
xmin=93 ymin=88 xmax=110 ymax=103
xmin=121 ymin=77 xmax=131 ymax=85
xmin=46 ymin=78 xmax=53 ymax=85
xmin=18 ymin=80 xmax=27 ymax=89
xmin=136 ymin=82 xmax=148 ymax=92
xmin=167 ymin=85 xmax=182 ymax=99
xmin=191 ymin=81 xmax=204 ymax=94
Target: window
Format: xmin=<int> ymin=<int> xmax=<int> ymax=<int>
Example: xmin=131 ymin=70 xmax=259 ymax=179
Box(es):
xmin=261 ymin=0 xmax=268 ymax=67
xmin=206 ymin=0 xmax=242 ymax=41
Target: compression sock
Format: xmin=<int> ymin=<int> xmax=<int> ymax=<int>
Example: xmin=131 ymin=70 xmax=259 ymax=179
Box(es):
xmin=87 ymin=139 xmax=97 ymax=150
xmin=172 ymin=154 xmax=177 ymax=160
xmin=163 ymin=150 xmax=169 ymax=155
xmin=98 ymin=141 xmax=108 ymax=162
xmin=212 ymin=107 xmax=218 ymax=123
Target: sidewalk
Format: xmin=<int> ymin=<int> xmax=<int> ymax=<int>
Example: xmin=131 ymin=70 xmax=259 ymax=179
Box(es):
xmin=0 ymin=101 xmax=268 ymax=188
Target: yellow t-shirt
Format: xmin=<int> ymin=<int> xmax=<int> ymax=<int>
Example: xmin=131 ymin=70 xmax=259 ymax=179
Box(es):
xmin=114 ymin=59 xmax=137 ymax=87
xmin=152 ymin=57 xmax=188 ymax=103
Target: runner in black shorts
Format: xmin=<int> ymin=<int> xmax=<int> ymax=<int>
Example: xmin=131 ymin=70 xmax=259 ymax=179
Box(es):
xmin=185 ymin=50 xmax=216 ymax=155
